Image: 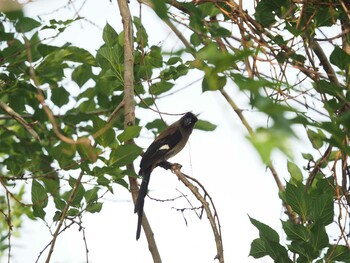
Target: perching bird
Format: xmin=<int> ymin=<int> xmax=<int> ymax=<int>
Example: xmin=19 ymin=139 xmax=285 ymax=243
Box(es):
xmin=134 ymin=112 xmax=198 ymax=240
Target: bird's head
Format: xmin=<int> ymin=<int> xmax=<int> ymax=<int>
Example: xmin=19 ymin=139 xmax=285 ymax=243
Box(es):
xmin=181 ymin=112 xmax=198 ymax=129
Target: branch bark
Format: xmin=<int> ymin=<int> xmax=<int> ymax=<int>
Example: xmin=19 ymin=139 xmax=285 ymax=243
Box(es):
xmin=116 ymin=0 xmax=162 ymax=262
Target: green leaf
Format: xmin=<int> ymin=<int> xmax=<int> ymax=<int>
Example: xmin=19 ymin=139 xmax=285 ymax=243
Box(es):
xmin=149 ymin=0 xmax=168 ymax=20
xmin=31 ymin=179 xmax=48 ymax=219
xmin=249 ymin=127 xmax=293 ymax=164
xmin=250 ymin=239 xmax=268 ymax=258
xmin=285 ymin=182 xmax=309 ymax=220
xmin=68 ymin=176 xmax=85 ymax=207
xmin=84 ymin=188 xmax=99 ymax=204
xmin=307 ymin=129 xmax=326 ymax=150
xmin=151 ymin=81 xmax=174 ymax=95
xmin=86 ymin=202 xmax=103 ymax=213
xmin=249 ymin=216 xmax=280 ymax=243
xmin=327 ymin=245 xmax=350 ymax=262
xmin=330 ymin=46 xmax=350 ymax=70
xmin=103 ymin=23 xmax=119 ymax=47
xmin=195 ymin=119 xmax=217 ymax=131
xmin=51 ymin=86 xmax=70 ymax=107
xmin=54 ymin=197 xmax=66 ymax=211
xmin=72 ymin=64 xmax=93 ymax=87
xmin=92 ymin=116 xmax=116 ymax=148
xmin=310 ymin=191 xmax=334 ymax=226
xmin=76 ymin=139 xmax=99 ymax=163
xmin=249 ymin=217 xmax=292 ymax=263
xmin=310 ymin=223 xmax=328 ymax=250
xmin=109 ymin=144 xmax=143 ymax=167
xmin=281 ymin=220 xmax=309 ymax=241
xmin=117 ymin=126 xmax=142 ymax=142
xmin=15 ymin=17 xmax=41 ymax=32
xmin=287 ymin=161 xmax=303 ymax=183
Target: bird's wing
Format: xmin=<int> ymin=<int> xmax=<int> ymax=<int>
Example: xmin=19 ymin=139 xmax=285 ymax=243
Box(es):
xmin=139 ymin=126 xmax=182 ymax=173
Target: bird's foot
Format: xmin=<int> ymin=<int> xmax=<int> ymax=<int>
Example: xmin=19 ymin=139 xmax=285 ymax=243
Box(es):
xmin=170 ymin=163 xmax=182 ymax=172
xmin=158 ymin=161 xmax=173 ymax=170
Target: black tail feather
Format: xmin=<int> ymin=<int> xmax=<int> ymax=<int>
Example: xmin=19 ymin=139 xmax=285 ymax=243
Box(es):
xmin=135 ymin=170 xmax=151 ymax=240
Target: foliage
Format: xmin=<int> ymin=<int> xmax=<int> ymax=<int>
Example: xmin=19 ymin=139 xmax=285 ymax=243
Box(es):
xmin=0 ymin=0 xmax=350 ymax=262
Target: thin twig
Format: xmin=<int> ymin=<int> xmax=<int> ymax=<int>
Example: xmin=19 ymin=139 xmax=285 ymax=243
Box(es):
xmin=171 ymin=164 xmax=224 ymax=263
xmin=45 ymin=171 xmax=84 ymax=263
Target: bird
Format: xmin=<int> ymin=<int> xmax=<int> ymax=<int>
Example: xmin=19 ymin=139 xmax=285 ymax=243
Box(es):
xmin=134 ymin=112 xmax=198 ymax=240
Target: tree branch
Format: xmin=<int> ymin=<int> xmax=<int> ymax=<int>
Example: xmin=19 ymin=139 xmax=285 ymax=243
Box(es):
xmin=171 ymin=164 xmax=224 ymax=263
xmin=0 ymin=101 xmax=41 ymax=142
xmin=116 ymin=0 xmax=162 ymax=262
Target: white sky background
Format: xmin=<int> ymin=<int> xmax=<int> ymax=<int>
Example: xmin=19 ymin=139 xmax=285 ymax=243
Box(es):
xmin=8 ymin=0 xmax=318 ymax=262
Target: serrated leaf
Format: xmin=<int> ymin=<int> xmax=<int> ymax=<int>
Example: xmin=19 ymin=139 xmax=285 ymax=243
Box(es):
xmin=310 ymin=191 xmax=334 ymax=225
xmin=285 ymin=182 xmax=309 ymax=219
xmin=310 ymin=222 xmax=328 ymax=250
xmin=31 ymin=179 xmax=48 ymax=207
xmin=117 ymin=126 xmax=142 ymax=142
xmin=249 ymin=216 xmax=280 ymax=242
xmin=249 ymin=238 xmax=268 ymax=258
xmin=109 ymin=144 xmax=143 ymax=167
xmin=327 ymin=245 xmax=350 ymax=261
xmin=281 ymin=220 xmax=309 ymax=241
xmin=31 ymin=179 xmax=48 ymax=219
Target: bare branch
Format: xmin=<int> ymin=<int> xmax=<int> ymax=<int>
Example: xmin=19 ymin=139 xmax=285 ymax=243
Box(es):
xmin=0 ymin=101 xmax=41 ymax=142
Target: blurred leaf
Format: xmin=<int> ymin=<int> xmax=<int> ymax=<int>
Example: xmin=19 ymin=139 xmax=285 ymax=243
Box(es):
xmin=307 ymin=129 xmax=325 ymax=150
xmin=287 ymin=161 xmax=303 ymax=184
xmin=149 ymin=0 xmax=168 ymax=20
xmin=195 ymin=119 xmax=216 ymax=131
xmin=249 ymin=127 xmax=293 ymax=164
xmin=330 ymin=46 xmax=350 ymax=71
xmin=15 ymin=17 xmax=41 ymax=32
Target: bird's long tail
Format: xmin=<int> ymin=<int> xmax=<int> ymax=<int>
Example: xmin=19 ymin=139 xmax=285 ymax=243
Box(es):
xmin=134 ymin=169 xmax=151 ymax=240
